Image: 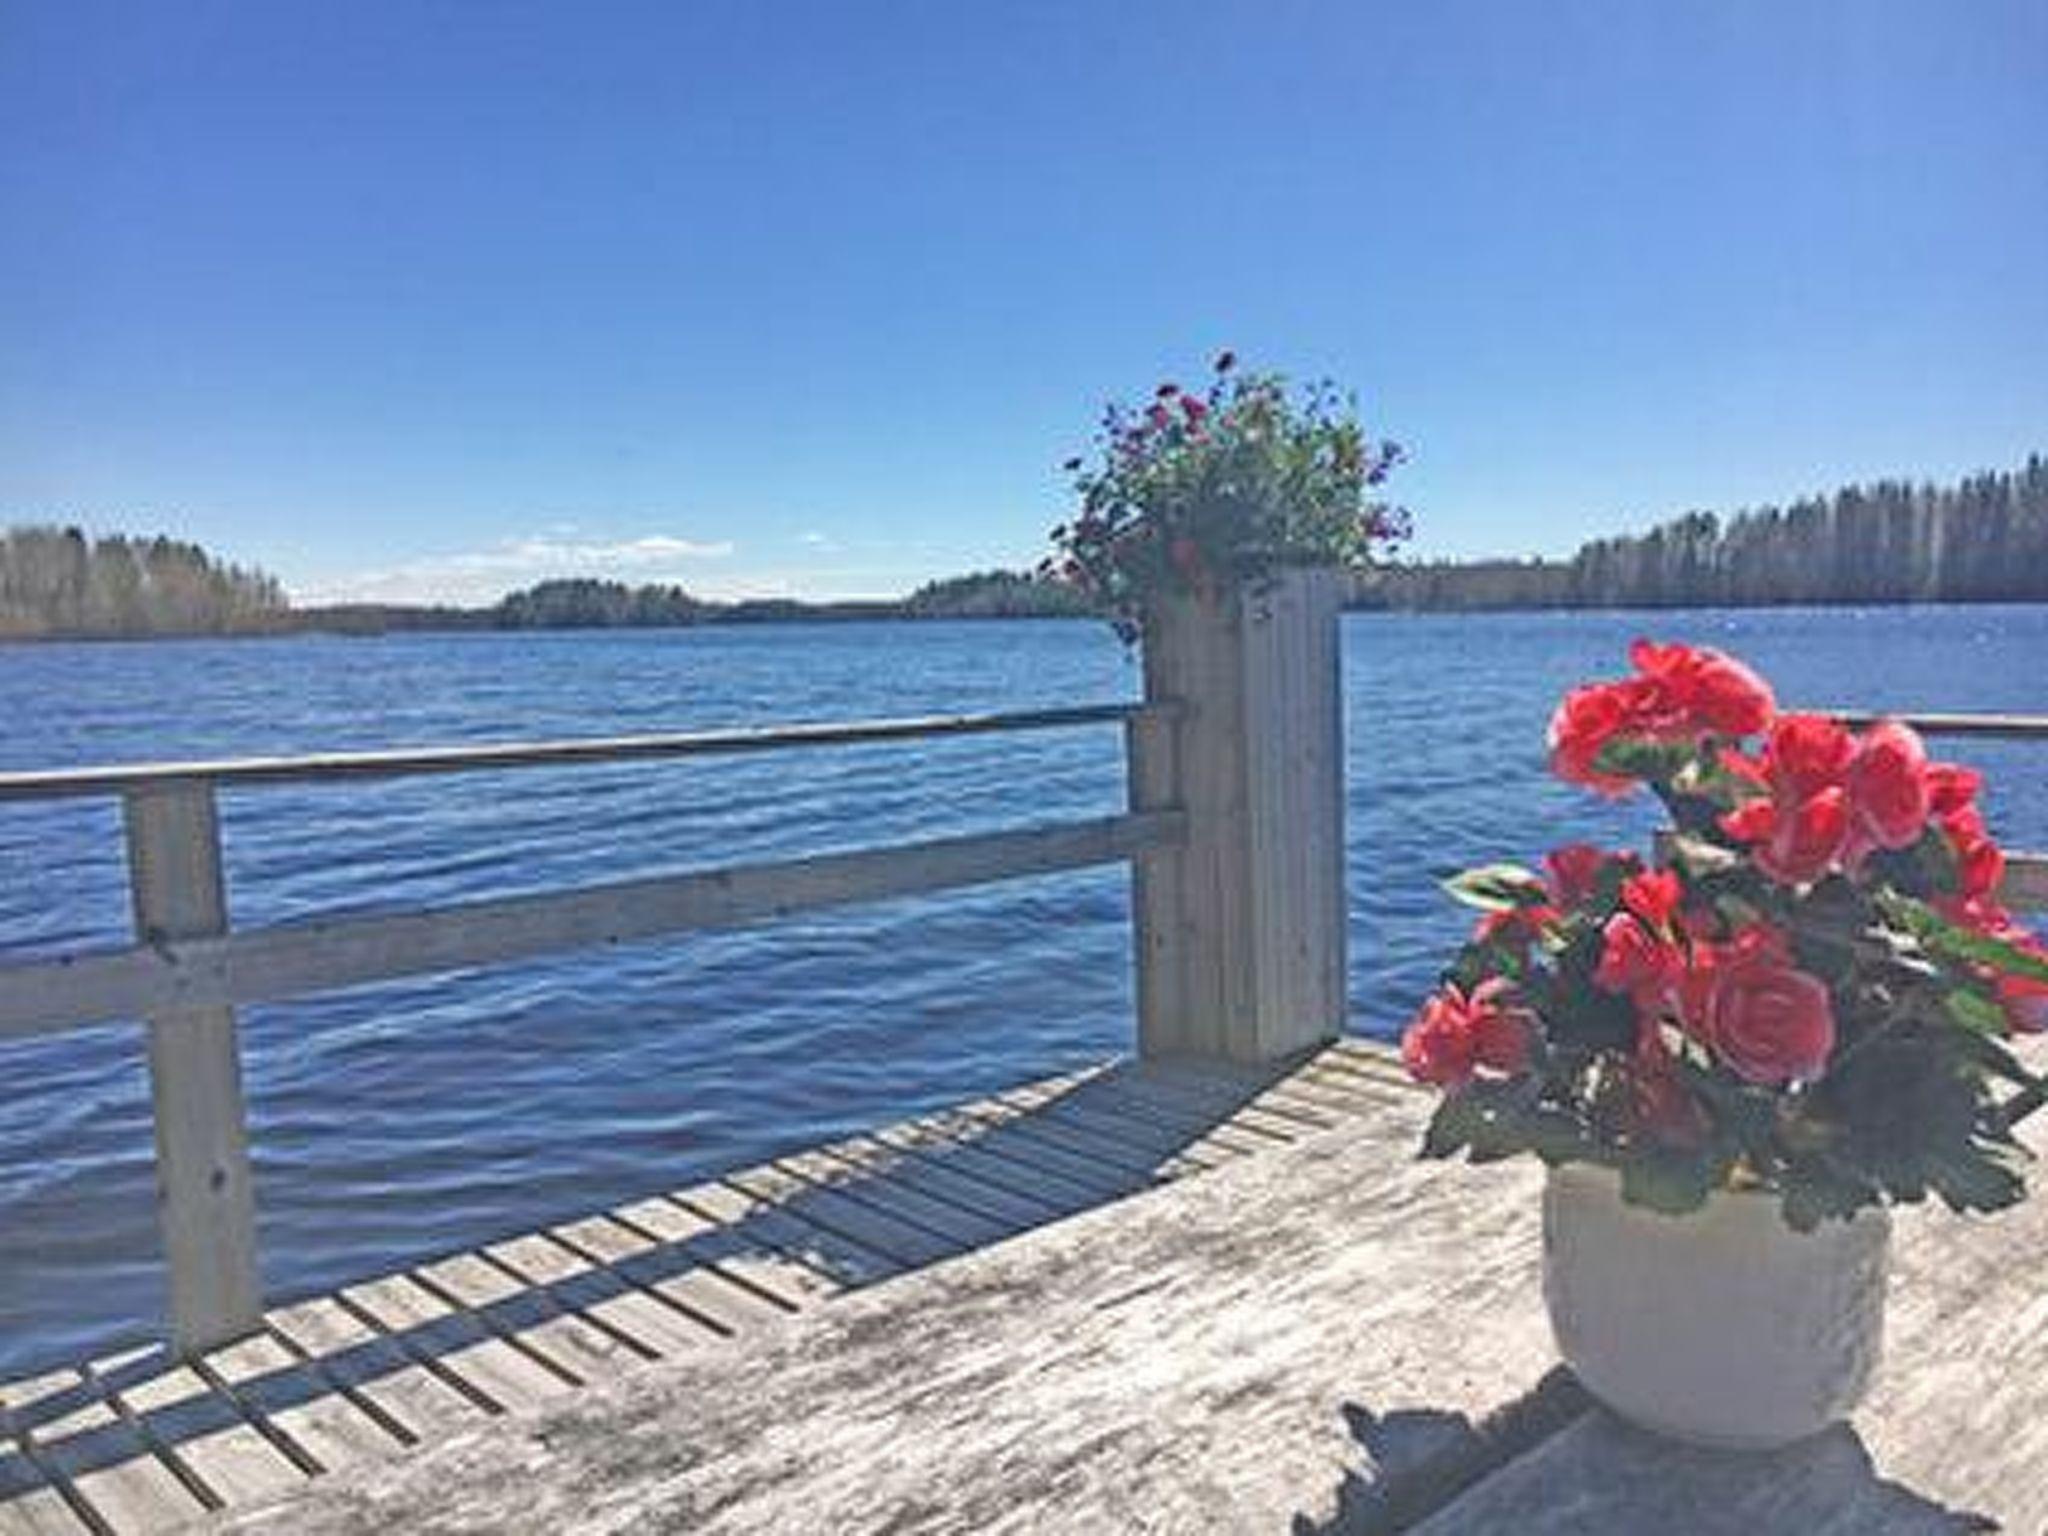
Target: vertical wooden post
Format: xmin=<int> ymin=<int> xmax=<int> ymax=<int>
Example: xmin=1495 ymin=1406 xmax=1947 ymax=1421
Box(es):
xmin=1132 ymin=566 xmax=1348 ymax=1062
xmin=124 ymin=782 xmax=262 ymax=1354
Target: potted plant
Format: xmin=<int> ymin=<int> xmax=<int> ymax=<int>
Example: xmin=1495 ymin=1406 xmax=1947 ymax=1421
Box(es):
xmin=1042 ymin=351 xmax=1411 ymax=644
xmin=1401 ymin=639 xmax=2048 ymax=1449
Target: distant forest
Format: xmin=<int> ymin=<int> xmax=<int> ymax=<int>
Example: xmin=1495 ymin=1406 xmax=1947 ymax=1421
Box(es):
xmin=0 ymin=527 xmax=288 ymax=638
xmin=1357 ymin=456 xmax=2048 ymax=611
xmin=5 ymin=458 xmax=2044 ymax=639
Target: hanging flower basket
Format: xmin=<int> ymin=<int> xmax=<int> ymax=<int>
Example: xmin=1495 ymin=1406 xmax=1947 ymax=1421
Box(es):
xmin=1043 ymin=352 xmax=1411 ymax=644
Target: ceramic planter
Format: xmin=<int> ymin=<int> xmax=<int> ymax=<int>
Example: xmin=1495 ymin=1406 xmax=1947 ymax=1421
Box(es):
xmin=1542 ymin=1162 xmax=1890 ymax=1450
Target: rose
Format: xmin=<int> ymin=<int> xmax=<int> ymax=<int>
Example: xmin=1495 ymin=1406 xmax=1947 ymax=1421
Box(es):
xmin=1547 ymin=640 xmax=1776 ymax=795
xmin=1846 ymin=720 xmax=1931 ymax=852
xmin=1543 ymin=842 xmax=1625 ymax=908
xmin=1620 ymin=867 xmax=1681 ymax=928
xmin=1547 ymin=682 xmax=1641 ymax=795
xmin=1594 ymin=914 xmax=1683 ymax=1005
xmin=1627 ymin=639 xmax=1776 ymax=737
xmin=1678 ymin=932 xmax=1836 ymax=1086
xmin=1400 ymin=979 xmax=1532 ymax=1088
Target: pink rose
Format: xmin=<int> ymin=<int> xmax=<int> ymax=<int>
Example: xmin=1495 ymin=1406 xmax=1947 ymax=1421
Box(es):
xmin=1620 ymin=868 xmax=1682 ymax=929
xmin=1679 ymin=936 xmax=1835 ymax=1086
xmin=1400 ymin=979 xmax=1533 ymax=1088
xmin=1595 ymin=914 xmax=1683 ymax=1005
xmin=1543 ymin=842 xmax=1620 ymax=908
xmin=1753 ymin=787 xmax=1849 ymax=887
xmin=1846 ymin=720 xmax=1931 ymax=852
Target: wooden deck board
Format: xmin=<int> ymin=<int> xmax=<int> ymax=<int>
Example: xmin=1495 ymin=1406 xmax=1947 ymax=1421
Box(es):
xmin=1 ymin=1041 xmax=1405 ymax=1531
xmin=0 ymin=1370 xmax=208 ymax=1535
xmin=87 ymin=1350 xmax=308 ymax=1511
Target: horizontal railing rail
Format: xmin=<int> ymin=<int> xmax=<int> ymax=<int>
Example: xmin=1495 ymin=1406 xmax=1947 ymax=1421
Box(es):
xmin=0 ymin=810 xmax=1184 ymax=1041
xmin=0 ymin=702 xmax=1167 ymax=802
xmin=1825 ymin=711 xmax=2048 ymax=741
xmin=0 ymin=699 xmax=1185 ymax=1355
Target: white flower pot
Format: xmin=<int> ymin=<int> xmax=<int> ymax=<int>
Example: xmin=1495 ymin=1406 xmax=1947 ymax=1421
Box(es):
xmin=1542 ymin=1163 xmax=1890 ymax=1450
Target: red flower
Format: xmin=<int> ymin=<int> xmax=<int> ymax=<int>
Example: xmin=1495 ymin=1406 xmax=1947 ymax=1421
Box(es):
xmin=1146 ymin=402 xmax=1174 ymax=431
xmin=1628 ymin=639 xmax=1776 ymax=738
xmin=1754 ymin=786 xmax=1849 ymax=886
xmin=1621 ymin=868 xmax=1682 ymax=929
xmin=1543 ymin=843 xmax=1623 ymax=908
xmin=1547 ymin=683 xmax=1642 ymax=795
xmin=1595 ymin=914 xmax=1683 ymax=1005
xmin=1400 ymin=979 xmax=1532 ymax=1088
xmin=1181 ymin=395 xmax=1209 ymax=425
xmin=1629 ymin=1021 xmax=1708 ymax=1147
xmin=1926 ymin=763 xmax=1982 ymax=817
xmin=1761 ymin=714 xmax=1855 ymax=799
xmin=1943 ymin=804 xmax=2007 ymax=900
xmin=1473 ymin=903 xmax=1558 ymax=946
xmin=1547 ymin=641 xmax=1775 ymax=796
xmin=1998 ymin=969 xmax=2048 ymax=1034
xmin=1846 ymin=720 xmax=1931 ymax=853
xmin=1676 ymin=928 xmax=1834 ymax=1086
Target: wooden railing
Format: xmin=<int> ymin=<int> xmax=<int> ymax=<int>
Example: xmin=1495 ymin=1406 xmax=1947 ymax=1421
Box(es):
xmin=4 ymin=589 xmax=2043 ymax=1367
xmin=0 ymin=701 xmax=1195 ymax=1355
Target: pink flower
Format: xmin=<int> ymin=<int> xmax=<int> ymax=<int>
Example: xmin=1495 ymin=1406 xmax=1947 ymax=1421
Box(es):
xmin=1621 ymin=868 xmax=1682 ymax=929
xmin=1546 ymin=641 xmax=1776 ymax=796
xmin=1595 ymin=914 xmax=1683 ymax=1006
xmin=1846 ymin=720 xmax=1931 ymax=853
xmin=1676 ymin=927 xmax=1835 ymax=1086
xmin=1544 ymin=843 xmax=1625 ymax=909
xmin=1400 ymin=979 xmax=1533 ymax=1088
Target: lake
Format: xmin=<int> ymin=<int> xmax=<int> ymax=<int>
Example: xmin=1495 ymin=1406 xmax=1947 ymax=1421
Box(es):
xmin=4 ymin=606 xmax=2046 ymax=1376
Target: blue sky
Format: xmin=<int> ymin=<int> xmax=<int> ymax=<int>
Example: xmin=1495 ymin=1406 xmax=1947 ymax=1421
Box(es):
xmin=3 ymin=1 xmax=2043 ymax=604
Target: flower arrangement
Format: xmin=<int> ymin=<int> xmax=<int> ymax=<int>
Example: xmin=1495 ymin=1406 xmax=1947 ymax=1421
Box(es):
xmin=1404 ymin=640 xmax=2048 ymax=1228
xmin=1043 ymin=353 xmax=1411 ymax=643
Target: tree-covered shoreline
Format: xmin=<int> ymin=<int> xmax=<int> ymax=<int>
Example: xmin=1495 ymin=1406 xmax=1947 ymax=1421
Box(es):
xmin=1355 ymin=457 xmax=2048 ymax=612
xmin=6 ymin=457 xmax=2045 ymax=640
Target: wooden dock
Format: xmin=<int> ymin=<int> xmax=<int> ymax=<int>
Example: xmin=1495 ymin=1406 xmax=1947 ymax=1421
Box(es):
xmin=0 ymin=1039 xmax=1416 ymax=1533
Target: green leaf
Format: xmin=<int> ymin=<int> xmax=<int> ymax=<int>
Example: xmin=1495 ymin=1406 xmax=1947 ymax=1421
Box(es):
xmin=1667 ymin=834 xmax=1740 ymax=877
xmin=1619 ymin=1149 xmax=1717 ymax=1217
xmin=1926 ymin=1144 xmax=2028 ymax=1217
xmin=1882 ymin=893 xmax=2048 ymax=985
xmin=1945 ymin=987 xmax=2012 ymax=1037
xmin=1440 ymin=863 xmax=1548 ymax=914
xmin=1594 ymin=737 xmax=1696 ymax=784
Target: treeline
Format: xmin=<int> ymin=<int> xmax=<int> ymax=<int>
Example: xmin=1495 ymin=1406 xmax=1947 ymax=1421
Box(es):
xmin=1357 ymin=456 xmax=2048 ymax=611
xmin=0 ymin=527 xmax=288 ymax=638
xmin=296 ymin=573 xmax=1072 ymax=635
xmin=900 ymin=570 xmax=1097 ymax=619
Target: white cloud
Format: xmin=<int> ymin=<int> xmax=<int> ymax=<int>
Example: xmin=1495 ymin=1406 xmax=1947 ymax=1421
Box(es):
xmin=294 ymin=532 xmax=736 ymax=607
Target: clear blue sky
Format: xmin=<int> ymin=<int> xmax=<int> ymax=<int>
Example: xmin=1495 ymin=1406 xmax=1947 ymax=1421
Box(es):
xmin=3 ymin=1 xmax=2043 ymax=604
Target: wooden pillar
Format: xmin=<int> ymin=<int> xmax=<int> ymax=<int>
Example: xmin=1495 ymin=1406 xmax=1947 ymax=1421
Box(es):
xmin=124 ymin=783 xmax=263 ymax=1354
xmin=1131 ymin=566 xmax=1348 ymax=1062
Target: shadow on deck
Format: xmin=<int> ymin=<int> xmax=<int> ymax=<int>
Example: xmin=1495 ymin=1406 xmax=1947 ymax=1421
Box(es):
xmin=0 ymin=1039 xmax=1415 ymax=1534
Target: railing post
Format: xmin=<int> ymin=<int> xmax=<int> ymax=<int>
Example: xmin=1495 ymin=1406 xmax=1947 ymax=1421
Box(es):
xmin=123 ymin=782 xmax=262 ymax=1354
xmin=1132 ymin=566 xmax=1348 ymax=1061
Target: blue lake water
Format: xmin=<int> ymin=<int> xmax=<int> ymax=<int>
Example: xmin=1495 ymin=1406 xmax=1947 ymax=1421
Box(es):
xmin=3 ymin=607 xmax=2046 ymax=1375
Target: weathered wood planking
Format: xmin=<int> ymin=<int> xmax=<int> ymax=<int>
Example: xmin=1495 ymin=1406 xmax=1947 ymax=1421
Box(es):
xmin=218 ymin=1079 xmax=1575 ymax=1536
xmin=123 ymin=784 xmax=263 ymax=1357
xmin=1136 ymin=569 xmax=1348 ymax=1062
xmin=1 ymin=1044 xmax=1411 ymax=1533
xmin=219 ymin=1063 xmax=2048 ymax=1536
xmin=0 ymin=810 xmax=1186 ymax=1041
